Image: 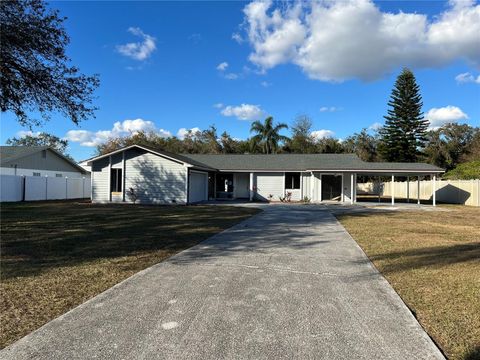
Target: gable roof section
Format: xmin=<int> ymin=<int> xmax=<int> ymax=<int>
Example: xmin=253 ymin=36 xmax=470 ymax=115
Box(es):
xmin=0 ymin=146 xmax=87 ymax=173
xmin=86 ymin=144 xmax=216 ymax=171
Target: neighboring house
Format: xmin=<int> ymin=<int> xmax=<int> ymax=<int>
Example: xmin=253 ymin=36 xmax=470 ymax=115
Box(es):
xmin=0 ymin=146 xmax=88 ymax=178
xmin=87 ymin=144 xmax=444 ymax=205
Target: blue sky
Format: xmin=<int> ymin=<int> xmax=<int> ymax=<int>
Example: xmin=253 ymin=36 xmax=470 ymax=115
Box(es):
xmin=1 ymin=0 xmax=479 ymax=161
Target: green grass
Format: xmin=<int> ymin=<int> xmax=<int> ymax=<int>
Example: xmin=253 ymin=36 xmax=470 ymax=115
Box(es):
xmin=0 ymin=201 xmax=260 ymax=349
xmin=336 ymin=205 xmax=480 ymax=360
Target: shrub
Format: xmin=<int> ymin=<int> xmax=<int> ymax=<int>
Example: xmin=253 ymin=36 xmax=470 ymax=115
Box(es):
xmin=285 ymin=192 xmax=292 ymax=202
xmin=443 ymin=161 xmax=480 ymax=180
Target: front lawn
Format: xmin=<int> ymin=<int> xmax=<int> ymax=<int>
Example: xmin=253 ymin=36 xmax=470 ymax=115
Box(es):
xmin=336 ymin=206 xmax=480 ymax=360
xmin=0 ymin=201 xmax=260 ymax=349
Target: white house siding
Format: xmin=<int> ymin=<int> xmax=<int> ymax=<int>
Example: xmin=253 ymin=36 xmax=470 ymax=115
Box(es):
xmin=91 ymin=157 xmax=110 ymax=202
xmin=124 ymin=149 xmax=187 ymax=204
xmin=254 ymin=172 xmax=284 ymax=201
xmin=110 ymin=153 xmax=123 ymax=169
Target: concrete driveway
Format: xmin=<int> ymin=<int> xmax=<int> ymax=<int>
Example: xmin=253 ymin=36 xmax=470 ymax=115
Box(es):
xmin=2 ymin=205 xmax=444 ymax=359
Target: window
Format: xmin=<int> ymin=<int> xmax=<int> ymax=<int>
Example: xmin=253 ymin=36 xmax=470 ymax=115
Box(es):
xmin=33 ymin=172 xmax=41 ymax=177
xmin=285 ymin=172 xmax=300 ymax=189
xmin=56 ymin=173 xmax=63 ymax=178
xmin=110 ymin=169 xmax=122 ymax=193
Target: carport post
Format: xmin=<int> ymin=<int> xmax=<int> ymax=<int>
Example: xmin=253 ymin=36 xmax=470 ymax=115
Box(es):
xmin=378 ymin=176 xmax=381 ymax=203
xmin=432 ymin=174 xmax=436 ymax=207
xmin=417 ymin=176 xmax=421 ymax=205
xmin=122 ymin=151 xmax=126 ymax=202
xmin=249 ymin=172 xmax=254 ymax=201
xmin=391 ymin=175 xmax=395 ymax=206
xmin=350 ymin=173 xmax=354 ymax=205
xmin=108 ymin=156 xmax=112 ymax=202
xmin=310 ymin=171 xmax=314 ymax=201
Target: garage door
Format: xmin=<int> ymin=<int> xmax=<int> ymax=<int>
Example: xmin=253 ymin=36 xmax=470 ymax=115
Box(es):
xmin=255 ymin=173 xmax=284 ymax=201
xmin=188 ymin=171 xmax=208 ymax=203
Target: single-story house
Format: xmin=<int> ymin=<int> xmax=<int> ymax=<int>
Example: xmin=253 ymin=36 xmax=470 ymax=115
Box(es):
xmin=86 ymin=144 xmax=444 ymax=206
xmin=0 ymin=146 xmax=88 ymax=178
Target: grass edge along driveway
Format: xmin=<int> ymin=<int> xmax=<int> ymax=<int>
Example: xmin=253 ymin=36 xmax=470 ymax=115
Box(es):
xmin=0 ymin=201 xmax=260 ymax=349
xmin=335 ymin=205 xmax=480 ymax=360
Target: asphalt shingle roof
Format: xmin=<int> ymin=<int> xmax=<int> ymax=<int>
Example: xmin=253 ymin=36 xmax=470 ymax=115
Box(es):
xmin=0 ymin=146 xmax=87 ymax=173
xmin=183 ymin=153 xmax=360 ymax=171
xmin=183 ymin=153 xmax=443 ymax=173
xmin=86 ymin=145 xmax=444 ymax=173
xmin=0 ymin=146 xmax=49 ymax=166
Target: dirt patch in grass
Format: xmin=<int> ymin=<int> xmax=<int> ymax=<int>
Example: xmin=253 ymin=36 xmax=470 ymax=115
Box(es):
xmin=0 ymin=201 xmax=260 ymax=349
xmin=335 ymin=205 xmax=480 ymax=360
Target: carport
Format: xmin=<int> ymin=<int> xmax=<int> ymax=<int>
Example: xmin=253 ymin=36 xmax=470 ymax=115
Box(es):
xmin=304 ymin=163 xmax=444 ymax=206
xmin=322 ymin=168 xmax=444 ymax=206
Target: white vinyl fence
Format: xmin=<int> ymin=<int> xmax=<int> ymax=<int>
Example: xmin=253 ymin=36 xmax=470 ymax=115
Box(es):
xmin=357 ymin=179 xmax=480 ymax=207
xmin=0 ymin=174 xmax=91 ymax=202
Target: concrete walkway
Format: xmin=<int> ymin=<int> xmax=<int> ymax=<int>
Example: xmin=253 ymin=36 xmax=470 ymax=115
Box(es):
xmin=2 ymin=205 xmax=444 ymax=359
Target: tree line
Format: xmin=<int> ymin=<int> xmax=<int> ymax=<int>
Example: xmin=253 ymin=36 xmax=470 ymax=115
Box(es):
xmin=6 ymin=68 xmax=480 ymax=180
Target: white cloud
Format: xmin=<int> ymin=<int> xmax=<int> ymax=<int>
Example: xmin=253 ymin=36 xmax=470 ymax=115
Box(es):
xmin=425 ymin=105 xmax=469 ymax=129
xmin=455 ymin=72 xmax=480 ymax=84
xmin=213 ymin=103 xmax=224 ymax=109
xmin=65 ymin=119 xmax=171 ymax=147
xmin=319 ymin=106 xmax=341 ymax=112
xmin=311 ymin=129 xmax=335 ymax=139
xmin=176 ymin=127 xmax=201 ymax=140
xmin=369 ymin=122 xmax=382 ymax=131
xmin=232 ymin=33 xmax=244 ymax=43
xmin=116 ymin=27 xmax=156 ymax=61
xmin=216 ymin=62 xmax=229 ymax=71
xmin=216 ymin=62 xmax=241 ymax=80
xmin=260 ymin=81 xmax=271 ymax=87
xmin=240 ymin=0 xmax=480 ymax=82
xmin=224 ymin=73 xmax=239 ymax=80
xmin=220 ymin=104 xmax=266 ymax=121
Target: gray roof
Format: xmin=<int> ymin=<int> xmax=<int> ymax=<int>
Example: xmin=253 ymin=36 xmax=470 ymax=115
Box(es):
xmin=183 ymin=153 xmax=444 ymax=173
xmin=184 ymin=153 xmax=360 ymax=171
xmin=0 ymin=146 xmax=86 ymax=173
xmin=0 ymin=146 xmax=49 ymax=165
xmin=87 ymin=145 xmax=444 ymax=174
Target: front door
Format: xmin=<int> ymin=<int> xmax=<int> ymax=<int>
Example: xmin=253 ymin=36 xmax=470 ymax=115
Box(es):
xmin=234 ymin=173 xmax=250 ymax=199
xmin=322 ymin=175 xmax=342 ymax=201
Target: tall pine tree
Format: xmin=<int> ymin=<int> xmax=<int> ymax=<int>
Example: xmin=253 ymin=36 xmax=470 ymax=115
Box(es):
xmin=379 ymin=68 xmax=429 ymax=162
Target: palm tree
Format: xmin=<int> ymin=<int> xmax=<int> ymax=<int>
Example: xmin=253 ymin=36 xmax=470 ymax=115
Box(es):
xmin=250 ymin=116 xmax=289 ymax=154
